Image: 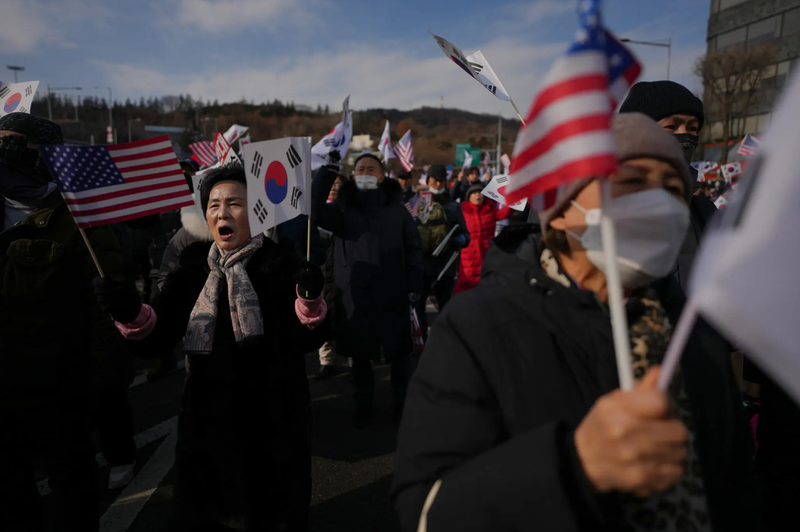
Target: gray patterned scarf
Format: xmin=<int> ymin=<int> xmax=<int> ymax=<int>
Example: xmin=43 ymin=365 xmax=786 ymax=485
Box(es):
xmin=184 ymin=234 xmax=265 ymax=354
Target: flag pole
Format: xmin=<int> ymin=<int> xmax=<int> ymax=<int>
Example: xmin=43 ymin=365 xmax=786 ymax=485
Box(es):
xmin=599 ymin=180 xmax=634 ymax=390
xmin=510 ymin=100 xmax=527 ymax=127
xmin=78 ymin=226 xmax=105 ymax=278
xmin=657 ymin=299 xmax=698 ymax=390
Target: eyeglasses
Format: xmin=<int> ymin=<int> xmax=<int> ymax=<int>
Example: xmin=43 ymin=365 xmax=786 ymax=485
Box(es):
xmin=0 ymin=134 xmax=29 ymax=148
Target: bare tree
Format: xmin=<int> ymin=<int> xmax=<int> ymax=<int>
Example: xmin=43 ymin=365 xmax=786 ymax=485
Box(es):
xmin=694 ymin=43 xmax=777 ymax=164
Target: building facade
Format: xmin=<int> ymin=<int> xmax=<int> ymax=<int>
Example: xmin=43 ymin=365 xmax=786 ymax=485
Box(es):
xmin=704 ymin=0 xmax=800 ymax=158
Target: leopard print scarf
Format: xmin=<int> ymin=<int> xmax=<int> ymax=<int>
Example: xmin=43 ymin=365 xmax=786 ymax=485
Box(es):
xmin=540 ymin=248 xmax=711 ymax=531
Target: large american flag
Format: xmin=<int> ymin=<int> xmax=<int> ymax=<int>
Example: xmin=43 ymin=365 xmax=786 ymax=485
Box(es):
xmin=189 ymin=140 xmax=217 ymax=168
xmin=737 ymin=134 xmax=760 ymax=157
xmin=40 ymin=136 xmax=193 ymax=228
xmin=394 ymin=130 xmax=415 ymax=172
xmin=504 ymin=0 xmax=641 ymax=207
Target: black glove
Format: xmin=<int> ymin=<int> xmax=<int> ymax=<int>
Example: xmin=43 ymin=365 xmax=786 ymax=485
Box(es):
xmin=92 ymin=276 xmax=142 ymax=324
xmin=294 ymin=261 xmax=324 ymax=300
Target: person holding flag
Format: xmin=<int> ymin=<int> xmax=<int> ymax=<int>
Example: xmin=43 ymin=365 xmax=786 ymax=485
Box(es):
xmin=94 ymin=163 xmax=329 ymax=530
xmin=392 ymin=113 xmax=757 ymax=531
xmin=312 ymin=153 xmax=423 ymax=427
xmin=0 ymin=113 xmax=127 ymax=531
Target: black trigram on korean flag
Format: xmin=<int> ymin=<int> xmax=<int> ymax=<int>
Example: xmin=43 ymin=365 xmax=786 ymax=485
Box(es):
xmin=25 ymin=85 xmax=32 ymax=97
xmin=286 ymin=145 xmax=303 ymax=169
xmin=0 ymin=86 xmax=9 ymax=99
xmin=253 ymin=199 xmax=268 ymax=224
xmin=496 ymin=176 xmax=509 ymax=184
xmin=290 ymin=187 xmax=302 ymax=209
xmin=251 ymin=152 xmax=264 ymax=177
xmin=469 ymin=62 xmax=484 ymax=74
xmin=483 ymin=84 xmax=498 ymax=96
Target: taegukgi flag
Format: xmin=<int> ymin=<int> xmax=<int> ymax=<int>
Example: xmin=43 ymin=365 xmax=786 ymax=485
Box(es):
xmin=379 ymin=120 xmax=395 ymax=161
xmin=223 ymin=124 xmax=249 ymax=145
xmin=430 ymin=32 xmax=480 ymax=81
xmin=0 ymin=80 xmax=39 ymax=118
xmin=214 ymin=132 xmax=240 ymax=166
xmin=311 ymin=112 xmax=353 ymax=170
xmin=242 ymin=137 xmax=311 ymax=235
xmin=465 ymin=50 xmax=512 ymax=102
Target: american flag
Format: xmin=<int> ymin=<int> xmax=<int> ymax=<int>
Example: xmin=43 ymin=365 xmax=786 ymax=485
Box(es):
xmin=394 ymin=130 xmax=415 ymax=172
xmin=189 ymin=140 xmax=217 ymax=168
xmin=504 ymin=0 xmax=641 ymax=208
xmin=737 ymin=134 xmax=760 ymax=157
xmin=40 ymin=136 xmax=193 ymax=228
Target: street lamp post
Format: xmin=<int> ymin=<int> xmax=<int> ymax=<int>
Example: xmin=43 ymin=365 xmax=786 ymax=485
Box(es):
xmin=128 ymin=118 xmax=141 ymax=142
xmin=46 ymin=85 xmax=82 ymax=122
xmin=621 ymin=38 xmax=672 ymax=80
xmin=95 ymin=86 xmax=113 ymax=142
xmin=6 ymin=65 xmax=24 ymax=83
xmin=202 ymin=116 xmax=219 ymax=140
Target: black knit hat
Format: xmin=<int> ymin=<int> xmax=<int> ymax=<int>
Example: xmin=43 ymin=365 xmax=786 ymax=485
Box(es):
xmin=619 ymin=81 xmax=704 ymax=130
xmin=428 ymin=164 xmax=447 ymax=182
xmin=0 ymin=113 xmax=63 ymax=144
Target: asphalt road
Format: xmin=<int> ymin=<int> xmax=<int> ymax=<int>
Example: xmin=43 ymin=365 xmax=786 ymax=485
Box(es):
xmin=37 ymin=302 xmax=439 ymax=532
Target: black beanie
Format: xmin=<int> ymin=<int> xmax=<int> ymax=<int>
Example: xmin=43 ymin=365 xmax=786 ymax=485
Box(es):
xmin=619 ymin=81 xmax=704 ymax=130
xmin=0 ymin=113 xmax=63 ymax=144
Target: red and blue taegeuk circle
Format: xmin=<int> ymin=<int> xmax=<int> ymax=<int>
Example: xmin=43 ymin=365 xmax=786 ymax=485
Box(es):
xmin=264 ymin=160 xmax=288 ymax=204
xmin=3 ymin=93 xmax=22 ymax=113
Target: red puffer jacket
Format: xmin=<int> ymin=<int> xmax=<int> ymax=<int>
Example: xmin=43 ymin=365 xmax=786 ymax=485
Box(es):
xmin=454 ymin=200 xmax=510 ymax=294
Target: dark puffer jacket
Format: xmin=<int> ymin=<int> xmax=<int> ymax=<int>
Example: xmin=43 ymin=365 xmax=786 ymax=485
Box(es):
xmin=312 ymin=166 xmax=423 ymax=362
xmin=0 ymin=194 xmax=125 ymax=405
xmin=392 ymin=225 xmax=757 ymax=532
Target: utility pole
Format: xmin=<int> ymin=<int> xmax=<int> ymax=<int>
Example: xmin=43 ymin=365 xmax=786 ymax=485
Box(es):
xmin=6 ymin=65 xmax=24 ymax=83
xmin=496 ymin=116 xmax=502 ymax=175
xmin=47 ymin=85 xmax=82 ymax=122
xmin=95 ymin=86 xmax=113 ymax=142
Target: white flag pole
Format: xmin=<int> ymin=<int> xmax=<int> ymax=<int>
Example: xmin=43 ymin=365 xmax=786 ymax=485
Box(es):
xmin=656 ymin=299 xmax=698 ymax=390
xmin=599 ymin=180 xmax=634 ymax=390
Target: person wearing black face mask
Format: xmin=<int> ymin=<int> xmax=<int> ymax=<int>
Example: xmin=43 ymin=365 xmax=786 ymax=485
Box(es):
xmin=0 ymin=113 xmax=128 ymax=531
xmin=619 ymin=80 xmax=718 ymax=292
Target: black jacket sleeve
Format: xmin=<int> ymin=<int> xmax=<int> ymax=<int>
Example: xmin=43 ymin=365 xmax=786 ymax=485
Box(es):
xmin=444 ymin=201 xmax=471 ymax=248
xmin=311 ymin=165 xmax=343 ymax=235
xmin=401 ymin=208 xmax=423 ymax=296
xmin=392 ymin=310 xmax=605 ymax=532
xmin=124 ymin=267 xmax=196 ymax=359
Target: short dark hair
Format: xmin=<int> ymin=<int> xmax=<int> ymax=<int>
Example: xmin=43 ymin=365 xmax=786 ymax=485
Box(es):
xmin=542 ymin=225 xmax=571 ymax=256
xmin=354 ymin=153 xmax=383 ymax=170
xmin=200 ymin=162 xmax=247 ymax=213
xmin=468 ymin=166 xmax=480 ymax=174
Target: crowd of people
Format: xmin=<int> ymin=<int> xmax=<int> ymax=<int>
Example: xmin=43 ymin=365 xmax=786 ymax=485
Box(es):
xmin=0 ymin=79 xmax=797 ymax=532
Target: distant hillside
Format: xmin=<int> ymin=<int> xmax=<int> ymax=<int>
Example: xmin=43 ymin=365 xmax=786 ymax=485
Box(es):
xmin=29 ymin=94 xmax=521 ymax=169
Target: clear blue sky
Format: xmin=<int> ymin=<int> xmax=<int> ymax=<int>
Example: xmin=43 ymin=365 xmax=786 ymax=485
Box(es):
xmin=0 ymin=0 xmax=711 ymax=118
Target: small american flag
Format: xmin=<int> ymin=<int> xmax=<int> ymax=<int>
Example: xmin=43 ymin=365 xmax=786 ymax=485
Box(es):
xmin=394 ymin=130 xmax=414 ymax=172
xmin=504 ymin=0 xmax=641 ymax=209
xmin=40 ymin=136 xmax=193 ymax=228
xmin=737 ymin=134 xmax=760 ymax=157
xmin=189 ymin=140 xmax=217 ymax=168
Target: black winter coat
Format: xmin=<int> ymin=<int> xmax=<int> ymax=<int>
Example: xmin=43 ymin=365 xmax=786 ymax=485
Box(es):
xmin=312 ymin=166 xmax=423 ymax=362
xmin=127 ymin=238 xmax=327 ymax=531
xmin=392 ymin=225 xmax=758 ymax=532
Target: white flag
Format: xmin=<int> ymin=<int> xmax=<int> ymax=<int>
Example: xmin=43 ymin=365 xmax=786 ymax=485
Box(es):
xmin=465 ymin=50 xmax=512 ymax=102
xmin=379 ymin=120 xmax=395 ymax=161
xmin=430 ymin=32 xmax=480 ymax=81
xmin=242 ymin=137 xmax=311 ymax=235
xmin=238 ymin=135 xmax=251 ymax=151
xmin=214 ymin=132 xmax=240 ymax=165
xmin=311 ymin=112 xmax=353 ymax=170
xmin=481 ymin=174 xmax=528 ymax=212
xmin=0 ymin=80 xmax=39 ymax=118
xmin=689 ymin=73 xmax=800 ymax=405
xmin=223 ymin=124 xmax=249 ymax=145
xmin=501 ymin=153 xmax=511 ymax=174
xmin=463 ymin=150 xmax=473 ymax=168
xmin=336 ymin=95 xmax=350 ymax=145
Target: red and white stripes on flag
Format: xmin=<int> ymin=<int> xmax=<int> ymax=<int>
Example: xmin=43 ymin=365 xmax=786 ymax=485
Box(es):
xmin=40 ymin=136 xmax=193 ymax=228
xmin=394 ymin=131 xmax=415 ymax=172
xmin=189 ymin=140 xmax=217 ymax=168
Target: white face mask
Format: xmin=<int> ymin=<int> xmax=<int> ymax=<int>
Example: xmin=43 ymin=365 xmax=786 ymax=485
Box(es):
xmin=428 ymin=181 xmax=444 ymax=194
xmin=565 ymin=189 xmax=690 ymax=289
xmin=354 ymin=174 xmax=379 ymax=190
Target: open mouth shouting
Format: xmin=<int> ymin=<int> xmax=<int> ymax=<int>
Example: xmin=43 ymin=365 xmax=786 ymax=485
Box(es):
xmin=217 ymin=225 xmax=235 ymax=242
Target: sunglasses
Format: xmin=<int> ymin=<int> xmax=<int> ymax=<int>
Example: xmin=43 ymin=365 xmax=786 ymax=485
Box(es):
xmin=0 ymin=134 xmax=29 ymax=149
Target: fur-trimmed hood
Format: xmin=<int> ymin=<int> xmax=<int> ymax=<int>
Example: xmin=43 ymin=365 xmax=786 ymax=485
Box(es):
xmin=180 ymin=206 xmax=213 ymax=242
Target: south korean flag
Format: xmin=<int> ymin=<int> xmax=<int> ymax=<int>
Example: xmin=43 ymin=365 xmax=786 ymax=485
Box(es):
xmin=242 ymin=137 xmax=311 ymax=235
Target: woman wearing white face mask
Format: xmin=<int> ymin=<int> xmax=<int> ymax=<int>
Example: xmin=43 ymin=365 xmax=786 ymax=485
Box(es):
xmin=392 ymin=113 xmax=757 ymax=532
